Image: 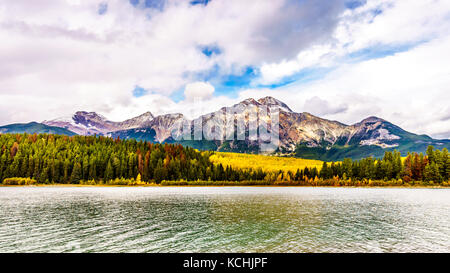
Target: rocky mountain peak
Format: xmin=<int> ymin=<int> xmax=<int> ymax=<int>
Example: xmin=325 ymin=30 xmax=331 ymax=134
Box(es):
xmin=124 ymin=111 xmax=154 ymax=123
xmin=233 ymin=97 xmax=293 ymax=113
xmin=74 ymin=111 xmax=107 ymax=122
xmin=43 ymin=110 xmax=156 ymax=136
xmin=118 ymin=111 xmax=155 ymax=129
xmin=239 ymin=98 xmax=260 ymax=106
xmin=258 ymin=96 xmax=293 ymax=112
xmin=357 ymin=116 xmax=386 ymax=125
xmin=156 ymin=113 xmax=184 ymax=120
xmin=150 ymin=113 xmax=185 ymax=127
xmin=137 ymin=111 xmax=154 ymax=118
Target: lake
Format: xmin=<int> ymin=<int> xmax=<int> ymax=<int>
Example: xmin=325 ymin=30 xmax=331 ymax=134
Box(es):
xmin=0 ymin=187 xmax=449 ymax=253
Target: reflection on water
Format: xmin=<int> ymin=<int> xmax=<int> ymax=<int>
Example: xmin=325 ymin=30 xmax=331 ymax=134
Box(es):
xmin=0 ymin=187 xmax=449 ymax=253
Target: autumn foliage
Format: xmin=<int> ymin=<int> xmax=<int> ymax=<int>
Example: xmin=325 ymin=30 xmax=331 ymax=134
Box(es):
xmin=0 ymin=133 xmax=449 ymax=186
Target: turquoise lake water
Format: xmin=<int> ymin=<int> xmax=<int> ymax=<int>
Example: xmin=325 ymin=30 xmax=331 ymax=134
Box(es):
xmin=0 ymin=187 xmax=449 ymax=253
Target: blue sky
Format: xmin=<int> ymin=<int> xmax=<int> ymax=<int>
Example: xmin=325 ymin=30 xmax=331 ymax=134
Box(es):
xmin=0 ymin=0 xmax=450 ymax=138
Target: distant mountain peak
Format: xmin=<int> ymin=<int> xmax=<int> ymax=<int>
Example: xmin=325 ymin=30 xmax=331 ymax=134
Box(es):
xmin=257 ymin=96 xmax=293 ymax=112
xmin=239 ymin=98 xmax=260 ymax=106
xmin=74 ymin=111 xmax=107 ymax=120
xmin=43 ymin=110 xmax=155 ymax=135
xmin=123 ymin=111 xmax=154 ymax=122
xmin=357 ymin=116 xmax=387 ymax=125
xmin=151 ymin=113 xmax=185 ymax=122
xmin=141 ymin=111 xmax=154 ymax=117
xmin=235 ymin=96 xmax=293 ymax=113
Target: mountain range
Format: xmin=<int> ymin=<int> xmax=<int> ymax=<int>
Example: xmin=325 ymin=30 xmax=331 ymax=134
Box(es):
xmin=1 ymin=96 xmax=449 ymax=160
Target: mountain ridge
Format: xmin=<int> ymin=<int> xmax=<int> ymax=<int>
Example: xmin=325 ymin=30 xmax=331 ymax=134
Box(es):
xmin=110 ymin=96 xmax=450 ymax=159
xmin=0 ymin=122 xmax=77 ymax=136
xmin=2 ymin=96 xmax=449 ymax=160
xmin=43 ymin=111 xmax=155 ymax=135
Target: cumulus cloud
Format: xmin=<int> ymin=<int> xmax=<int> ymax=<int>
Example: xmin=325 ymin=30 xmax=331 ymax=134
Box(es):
xmin=440 ymin=111 xmax=450 ymax=122
xmin=257 ymin=0 xmax=450 ymax=85
xmin=184 ymin=82 xmax=215 ymax=101
xmin=0 ymin=0 xmax=350 ymax=124
xmin=303 ymin=97 xmax=348 ymax=116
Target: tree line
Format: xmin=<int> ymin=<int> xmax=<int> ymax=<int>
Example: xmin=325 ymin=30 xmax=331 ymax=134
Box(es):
xmin=315 ymin=147 xmax=449 ymax=183
xmin=0 ymin=133 xmax=449 ymax=185
xmin=0 ymin=133 xmax=264 ymax=184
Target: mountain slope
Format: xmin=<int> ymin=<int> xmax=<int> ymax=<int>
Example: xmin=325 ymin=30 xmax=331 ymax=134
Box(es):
xmin=0 ymin=122 xmax=77 ymax=136
xmin=293 ymin=116 xmax=450 ymax=160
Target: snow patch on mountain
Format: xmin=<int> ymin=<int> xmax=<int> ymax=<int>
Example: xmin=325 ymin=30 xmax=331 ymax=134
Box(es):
xmin=360 ymin=128 xmax=401 ymax=148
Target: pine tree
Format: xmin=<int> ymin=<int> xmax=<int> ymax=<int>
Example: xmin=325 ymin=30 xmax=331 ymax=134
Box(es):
xmin=88 ymin=157 xmax=96 ymax=180
xmin=20 ymin=154 xmax=29 ymax=178
xmin=82 ymin=155 xmax=89 ymax=181
xmin=70 ymin=162 xmax=82 ymax=184
xmin=433 ymin=163 xmax=442 ymax=183
xmin=342 ymin=158 xmax=353 ymax=178
xmin=394 ymin=151 xmax=403 ymax=178
xmin=0 ymin=153 xmax=6 ymax=181
xmin=63 ymin=158 xmax=70 ymax=183
xmin=27 ymin=155 xmax=35 ymax=178
xmin=295 ymin=169 xmax=302 ymax=181
xmin=440 ymin=148 xmax=448 ymax=180
xmin=424 ymin=163 xmax=441 ymax=182
xmin=33 ymin=157 xmax=40 ymax=181
xmin=446 ymin=157 xmax=450 ymax=181
xmin=128 ymin=155 xmax=135 ymax=179
xmin=112 ymin=156 xmax=121 ymax=178
xmin=154 ymin=162 xmax=168 ymax=184
xmin=105 ymin=159 xmax=114 ymax=182
xmin=9 ymin=153 xmax=21 ymax=178
xmin=143 ymin=151 xmax=150 ymax=181
xmin=52 ymin=159 xmax=60 ymax=183
xmin=320 ymin=162 xmax=329 ymax=179
xmin=426 ymin=145 xmax=435 ymax=164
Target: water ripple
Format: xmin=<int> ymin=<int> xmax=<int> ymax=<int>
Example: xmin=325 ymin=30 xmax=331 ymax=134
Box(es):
xmin=0 ymin=187 xmax=449 ymax=253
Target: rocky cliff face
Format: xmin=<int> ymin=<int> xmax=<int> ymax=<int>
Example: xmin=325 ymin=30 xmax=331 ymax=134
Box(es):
xmin=109 ymin=113 xmax=186 ymax=143
xmin=116 ymin=112 xmax=155 ymax=130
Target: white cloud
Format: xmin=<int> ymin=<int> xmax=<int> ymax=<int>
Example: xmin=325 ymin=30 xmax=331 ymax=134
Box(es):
xmin=184 ymin=82 xmax=215 ymax=101
xmin=258 ymin=45 xmax=337 ymax=85
xmin=257 ymin=0 xmax=450 ymax=85
xmin=303 ymin=96 xmax=348 ymax=116
xmin=0 ymin=0 xmax=348 ymax=125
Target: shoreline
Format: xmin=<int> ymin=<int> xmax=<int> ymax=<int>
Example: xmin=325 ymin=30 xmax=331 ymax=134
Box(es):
xmin=0 ymin=184 xmax=448 ymax=189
